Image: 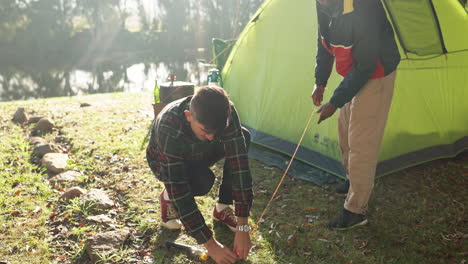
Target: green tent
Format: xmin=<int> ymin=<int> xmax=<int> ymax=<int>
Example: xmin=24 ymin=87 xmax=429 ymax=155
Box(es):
xmin=220 ymin=0 xmax=468 ymax=178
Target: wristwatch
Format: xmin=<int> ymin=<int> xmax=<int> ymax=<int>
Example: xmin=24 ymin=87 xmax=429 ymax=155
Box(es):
xmin=236 ymin=224 xmax=251 ymax=233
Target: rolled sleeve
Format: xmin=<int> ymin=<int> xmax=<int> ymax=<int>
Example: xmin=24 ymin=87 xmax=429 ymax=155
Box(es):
xmin=221 ymin=105 xmax=253 ymax=217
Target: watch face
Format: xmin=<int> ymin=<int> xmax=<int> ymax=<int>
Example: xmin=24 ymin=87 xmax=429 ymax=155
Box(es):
xmin=238 ymin=224 xmax=250 ymax=232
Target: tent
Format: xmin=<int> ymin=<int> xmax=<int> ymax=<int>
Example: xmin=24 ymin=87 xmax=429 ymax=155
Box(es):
xmin=218 ymin=0 xmax=468 ymax=179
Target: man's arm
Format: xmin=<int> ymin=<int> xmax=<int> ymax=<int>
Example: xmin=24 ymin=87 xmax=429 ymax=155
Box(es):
xmin=221 ymin=105 xmax=253 ymax=259
xmin=329 ymin=15 xmax=380 ymax=108
xmin=314 ymin=6 xmax=334 ymax=87
xmin=221 ymin=105 xmax=253 ymax=217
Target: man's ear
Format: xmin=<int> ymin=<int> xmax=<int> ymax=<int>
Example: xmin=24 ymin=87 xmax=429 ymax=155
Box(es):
xmin=184 ymin=110 xmax=192 ymax=122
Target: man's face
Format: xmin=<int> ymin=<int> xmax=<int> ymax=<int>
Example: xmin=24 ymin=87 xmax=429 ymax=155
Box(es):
xmin=184 ymin=110 xmax=216 ymax=141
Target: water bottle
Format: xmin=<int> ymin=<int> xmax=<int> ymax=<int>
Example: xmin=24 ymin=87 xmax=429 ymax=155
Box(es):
xmin=207 ymin=68 xmax=220 ymax=86
xmin=154 ymin=80 xmax=160 ymax=104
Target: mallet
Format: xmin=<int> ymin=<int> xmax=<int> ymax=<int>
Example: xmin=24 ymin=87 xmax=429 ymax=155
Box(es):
xmin=165 ymin=240 xmax=209 ymax=261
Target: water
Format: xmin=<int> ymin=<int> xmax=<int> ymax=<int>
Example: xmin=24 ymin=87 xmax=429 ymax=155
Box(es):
xmin=70 ymin=62 xmax=208 ymax=94
xmin=0 ymin=0 xmax=262 ymax=101
xmin=0 ymin=61 xmax=210 ymax=101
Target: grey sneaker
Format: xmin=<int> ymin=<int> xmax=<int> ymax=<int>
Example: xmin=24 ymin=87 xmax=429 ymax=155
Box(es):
xmin=328 ymin=209 xmax=368 ymax=230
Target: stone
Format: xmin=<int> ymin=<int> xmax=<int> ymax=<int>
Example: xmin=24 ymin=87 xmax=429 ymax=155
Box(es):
xmin=86 ymin=228 xmax=130 ymax=262
xmin=34 ymin=117 xmax=55 ymax=132
xmin=49 ymin=171 xmax=81 ymax=183
xmin=12 ymin=108 xmax=28 ymax=124
xmin=41 ymin=153 xmax=68 ymax=174
xmin=82 ymin=189 xmax=114 ymax=210
xmin=86 ymin=214 xmax=115 ymax=224
xmin=29 ymin=137 xmax=47 ymax=146
xmin=60 ymin=187 xmax=86 ymax=199
xmin=28 ymin=116 xmax=46 ymax=124
xmin=33 ymin=143 xmax=59 ymax=157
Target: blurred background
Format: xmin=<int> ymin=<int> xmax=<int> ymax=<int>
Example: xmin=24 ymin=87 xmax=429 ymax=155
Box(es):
xmin=0 ymin=0 xmax=263 ymax=101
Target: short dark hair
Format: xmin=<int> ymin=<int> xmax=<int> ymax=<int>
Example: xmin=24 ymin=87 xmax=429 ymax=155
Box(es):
xmin=190 ymin=86 xmax=231 ymax=133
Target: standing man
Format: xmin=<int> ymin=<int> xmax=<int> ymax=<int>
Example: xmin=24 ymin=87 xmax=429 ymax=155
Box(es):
xmin=146 ymin=86 xmax=253 ymax=263
xmin=312 ymin=0 xmax=400 ymax=229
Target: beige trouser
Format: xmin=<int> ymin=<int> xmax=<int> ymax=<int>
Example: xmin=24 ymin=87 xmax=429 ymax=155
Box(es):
xmin=339 ymin=71 xmax=397 ymax=214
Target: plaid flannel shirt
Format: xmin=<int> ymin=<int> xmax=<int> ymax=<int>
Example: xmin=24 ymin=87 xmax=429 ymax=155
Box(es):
xmin=146 ymin=96 xmax=253 ymax=244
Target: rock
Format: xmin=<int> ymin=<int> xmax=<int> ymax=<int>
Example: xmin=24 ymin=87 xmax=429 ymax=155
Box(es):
xmin=86 ymin=228 xmax=130 ymax=262
xmin=80 ymin=102 xmax=91 ymax=107
xmin=82 ymin=189 xmax=114 ymax=210
xmin=49 ymin=171 xmax=81 ymax=183
xmin=33 ymin=143 xmax=59 ymax=157
xmin=29 ymin=137 xmax=48 ymax=146
xmin=86 ymin=214 xmax=115 ymax=224
xmin=41 ymin=153 xmax=68 ymax=174
xmin=34 ymin=117 xmax=55 ymax=132
xmin=28 ymin=116 xmax=46 ymax=124
xmin=12 ymin=108 xmax=28 ymax=124
xmin=60 ymin=186 xmax=86 ymax=199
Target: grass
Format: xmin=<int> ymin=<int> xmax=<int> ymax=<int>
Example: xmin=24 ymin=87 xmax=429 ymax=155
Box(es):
xmin=0 ymin=91 xmax=466 ymax=264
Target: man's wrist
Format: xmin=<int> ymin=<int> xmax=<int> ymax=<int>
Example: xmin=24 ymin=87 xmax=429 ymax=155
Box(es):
xmin=236 ymin=217 xmax=251 ymax=233
xmin=203 ymin=237 xmax=216 ymax=249
xmin=237 ymin=217 xmax=248 ymax=225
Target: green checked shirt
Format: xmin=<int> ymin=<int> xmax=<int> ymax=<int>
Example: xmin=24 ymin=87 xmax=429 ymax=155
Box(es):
xmin=146 ymin=96 xmax=253 ymax=244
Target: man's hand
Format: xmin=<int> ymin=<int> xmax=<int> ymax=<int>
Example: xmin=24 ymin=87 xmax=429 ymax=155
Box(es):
xmin=316 ymin=102 xmax=337 ymax=124
xmin=233 ymin=217 xmax=252 ymax=259
xmin=311 ymin=84 xmax=326 ymax=106
xmin=233 ymin=230 xmax=252 ymax=259
xmin=204 ymin=237 xmax=238 ymax=264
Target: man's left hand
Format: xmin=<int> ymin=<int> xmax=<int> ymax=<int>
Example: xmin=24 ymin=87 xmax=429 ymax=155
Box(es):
xmin=233 ymin=230 xmax=252 ymax=259
xmin=316 ymin=102 xmax=337 ymax=124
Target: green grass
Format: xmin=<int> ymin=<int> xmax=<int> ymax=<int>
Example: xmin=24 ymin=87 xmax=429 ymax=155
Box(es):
xmin=0 ymin=92 xmax=466 ymax=264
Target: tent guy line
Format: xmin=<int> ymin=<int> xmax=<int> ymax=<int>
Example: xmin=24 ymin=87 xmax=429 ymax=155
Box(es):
xmin=252 ymin=108 xmax=317 ymax=234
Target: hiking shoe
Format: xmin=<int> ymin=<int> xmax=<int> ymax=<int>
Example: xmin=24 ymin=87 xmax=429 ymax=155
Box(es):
xmin=213 ymin=206 xmax=237 ymax=232
xmin=160 ymin=191 xmax=182 ymax=230
xmin=335 ymin=179 xmax=350 ymax=195
xmin=328 ymin=209 xmax=368 ymax=230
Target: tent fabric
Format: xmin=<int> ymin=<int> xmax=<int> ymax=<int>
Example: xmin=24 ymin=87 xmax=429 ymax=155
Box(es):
xmin=383 ymin=0 xmax=468 ymax=56
xmin=248 ymin=143 xmax=340 ymax=186
xmin=220 ymin=0 xmax=468 ymax=179
xmin=212 ymin=38 xmax=235 ymax=71
xmin=383 ymin=0 xmax=446 ymax=55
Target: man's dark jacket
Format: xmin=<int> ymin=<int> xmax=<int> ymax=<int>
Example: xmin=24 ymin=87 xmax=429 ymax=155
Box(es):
xmin=315 ymin=0 xmax=401 ymax=108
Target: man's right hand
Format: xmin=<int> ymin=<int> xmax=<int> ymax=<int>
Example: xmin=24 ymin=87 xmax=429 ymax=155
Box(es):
xmin=311 ymin=84 xmax=326 ymax=106
xmin=204 ymin=237 xmax=238 ymax=264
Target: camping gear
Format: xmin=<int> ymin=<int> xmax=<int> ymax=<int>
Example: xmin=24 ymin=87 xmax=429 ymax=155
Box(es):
xmin=217 ymin=0 xmax=468 ymax=180
xmin=152 ymin=75 xmax=194 ymax=118
xmin=159 ymin=81 xmax=194 ymax=104
xmin=252 ymin=109 xmax=316 ymax=233
xmin=207 ymin=68 xmax=221 ymax=86
xmin=165 ymin=240 xmax=209 ymax=261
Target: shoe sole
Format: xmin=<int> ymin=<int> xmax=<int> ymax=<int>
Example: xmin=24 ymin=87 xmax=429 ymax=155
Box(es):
xmin=213 ymin=217 xmax=237 ymax=232
xmin=331 ymin=219 xmax=368 ymax=230
xmin=160 ymin=221 xmax=182 ymax=230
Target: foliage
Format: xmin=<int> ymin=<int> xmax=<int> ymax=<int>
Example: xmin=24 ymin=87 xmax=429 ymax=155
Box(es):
xmin=0 ymin=0 xmax=263 ymax=101
xmin=0 ymin=92 xmax=466 ymax=263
